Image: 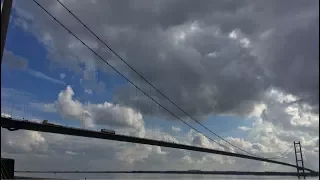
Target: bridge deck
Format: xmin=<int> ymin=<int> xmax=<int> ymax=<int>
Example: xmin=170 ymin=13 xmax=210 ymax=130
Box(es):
xmin=1 ymin=117 xmax=315 ymax=173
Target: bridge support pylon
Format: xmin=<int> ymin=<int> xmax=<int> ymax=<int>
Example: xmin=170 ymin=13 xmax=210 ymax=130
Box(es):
xmin=294 ymin=141 xmax=305 ymax=179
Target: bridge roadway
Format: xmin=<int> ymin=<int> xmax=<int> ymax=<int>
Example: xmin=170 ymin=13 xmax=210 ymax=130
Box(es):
xmin=0 ymin=117 xmax=315 ymax=172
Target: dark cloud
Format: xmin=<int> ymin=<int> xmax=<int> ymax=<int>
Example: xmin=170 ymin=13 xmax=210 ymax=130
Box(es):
xmin=263 ymin=14 xmax=319 ymax=113
xmin=13 ymin=0 xmax=319 ymax=120
xmin=2 ymin=1 xmax=319 ymax=172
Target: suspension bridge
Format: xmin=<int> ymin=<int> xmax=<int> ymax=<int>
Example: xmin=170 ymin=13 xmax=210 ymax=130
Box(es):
xmin=1 ymin=117 xmax=318 ymax=175
xmin=1 ymin=0 xmax=319 ymax=179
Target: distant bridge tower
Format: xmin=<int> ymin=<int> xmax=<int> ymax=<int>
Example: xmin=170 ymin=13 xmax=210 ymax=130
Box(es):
xmin=294 ymin=141 xmax=306 ymax=179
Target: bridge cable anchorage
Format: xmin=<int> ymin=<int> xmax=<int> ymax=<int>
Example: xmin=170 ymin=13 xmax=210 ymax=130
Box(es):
xmin=48 ymin=0 xmax=271 ymax=158
xmin=31 ymin=0 xmax=234 ymax=153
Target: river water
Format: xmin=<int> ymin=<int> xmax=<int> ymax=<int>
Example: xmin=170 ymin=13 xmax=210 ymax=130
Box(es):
xmin=15 ymin=173 xmax=318 ymax=179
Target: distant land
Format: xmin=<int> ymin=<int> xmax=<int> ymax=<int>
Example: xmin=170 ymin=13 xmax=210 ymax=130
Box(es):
xmin=16 ymin=170 xmax=319 ymax=177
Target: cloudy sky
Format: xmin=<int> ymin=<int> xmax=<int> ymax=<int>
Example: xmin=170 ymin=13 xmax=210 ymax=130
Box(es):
xmin=1 ymin=0 xmax=319 ymax=176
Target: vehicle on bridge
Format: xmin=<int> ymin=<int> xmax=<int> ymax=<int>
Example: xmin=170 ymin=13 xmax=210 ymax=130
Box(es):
xmin=100 ymin=129 xmax=116 ymax=134
xmin=42 ymin=120 xmax=62 ymax=127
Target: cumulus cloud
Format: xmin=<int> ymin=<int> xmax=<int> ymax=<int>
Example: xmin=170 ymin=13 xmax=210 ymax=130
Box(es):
xmin=1 ymin=0 xmax=318 ymax=174
xmin=260 ymin=88 xmax=319 ymax=136
xmin=1 ymin=130 xmax=47 ymax=154
xmin=54 ymin=86 xmax=145 ymax=136
xmin=11 ymin=0 xmax=318 ymax=120
xmin=1 ymin=114 xmax=318 ymax=174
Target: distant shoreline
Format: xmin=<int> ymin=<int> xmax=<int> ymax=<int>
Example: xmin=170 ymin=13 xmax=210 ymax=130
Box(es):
xmin=15 ymin=170 xmax=319 ymax=177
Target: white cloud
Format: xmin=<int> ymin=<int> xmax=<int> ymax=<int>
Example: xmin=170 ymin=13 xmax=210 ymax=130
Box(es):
xmin=172 ymin=126 xmax=182 ymax=133
xmin=53 ymin=86 xmax=145 ymax=137
xmin=1 ymin=115 xmax=318 ymax=174
xmin=60 ymin=73 xmax=66 ymax=79
xmin=1 ymin=113 xmax=12 ymax=118
xmin=28 ymin=69 xmax=66 ymax=85
xmin=228 ymin=29 xmax=251 ymax=48
xmin=10 ymin=0 xmax=318 ymax=121
xmin=228 ymin=30 xmax=238 ymax=39
xmin=260 ymin=88 xmax=319 ymax=135
xmin=238 ymin=126 xmax=251 ymax=131
xmin=1 ymin=0 xmax=318 ymax=174
xmin=84 ymin=89 xmax=92 ymax=94
xmin=1 ymin=130 xmax=47 ymax=154
xmin=55 ymin=85 xmax=93 ymax=128
xmin=207 ymin=52 xmax=217 ymax=58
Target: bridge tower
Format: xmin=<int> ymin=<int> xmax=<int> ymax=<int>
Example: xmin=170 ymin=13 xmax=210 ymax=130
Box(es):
xmin=294 ymin=141 xmax=306 ymax=179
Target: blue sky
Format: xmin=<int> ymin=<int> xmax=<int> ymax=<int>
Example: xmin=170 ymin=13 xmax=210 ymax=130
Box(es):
xmin=1 ymin=0 xmax=319 ymax=173
xmin=1 ymin=7 xmax=251 ymax=139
